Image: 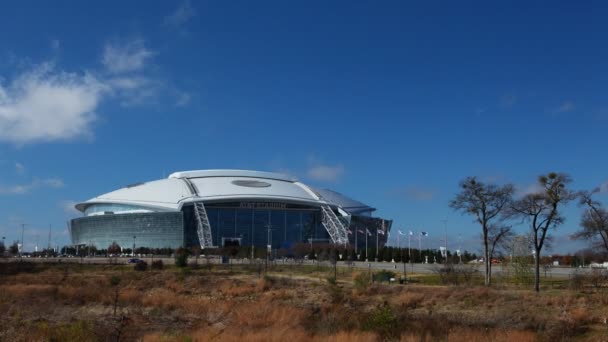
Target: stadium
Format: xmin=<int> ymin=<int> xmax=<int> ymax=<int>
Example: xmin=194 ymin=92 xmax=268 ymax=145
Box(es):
xmin=70 ymin=170 xmax=392 ymax=252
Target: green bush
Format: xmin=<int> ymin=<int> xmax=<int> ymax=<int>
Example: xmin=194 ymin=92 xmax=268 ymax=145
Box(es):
xmin=373 ymin=270 xmax=396 ymax=283
xmin=175 ymin=248 xmax=189 ymax=268
xmin=363 ymin=304 xmax=398 ymax=339
xmin=134 ymin=261 xmax=148 ymax=271
xmin=151 ymin=260 xmax=164 ymax=270
xmin=354 ymin=272 xmax=370 ymax=292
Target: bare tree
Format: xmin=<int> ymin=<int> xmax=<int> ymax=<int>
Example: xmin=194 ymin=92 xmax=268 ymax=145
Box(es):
xmin=509 ymin=172 xmax=576 ymax=292
xmin=108 ymin=241 xmax=121 ymax=255
xmin=574 ymin=189 xmax=608 ymax=252
xmin=450 ymin=177 xmax=514 ymax=286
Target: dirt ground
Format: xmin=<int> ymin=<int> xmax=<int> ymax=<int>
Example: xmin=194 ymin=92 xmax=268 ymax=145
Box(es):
xmin=0 ymin=261 xmax=607 ymax=341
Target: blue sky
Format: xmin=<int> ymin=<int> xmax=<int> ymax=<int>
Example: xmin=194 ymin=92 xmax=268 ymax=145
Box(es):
xmin=1 ymin=1 xmax=607 ymax=254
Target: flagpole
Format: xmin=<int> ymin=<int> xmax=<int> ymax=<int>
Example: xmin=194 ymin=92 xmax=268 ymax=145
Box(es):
xmin=365 ymin=229 xmax=368 ymax=262
xmin=418 ymin=233 xmax=422 ymax=262
xmin=409 ymin=232 xmax=413 ymax=273
xmin=376 ymin=228 xmax=379 ymax=262
xmin=354 ymin=227 xmax=358 ymax=255
xmin=397 ymin=233 xmax=400 ymax=258
xmin=408 ymin=232 xmax=411 ymax=263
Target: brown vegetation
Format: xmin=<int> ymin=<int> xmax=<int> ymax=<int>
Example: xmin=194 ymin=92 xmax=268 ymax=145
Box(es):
xmin=0 ymin=262 xmax=607 ymax=341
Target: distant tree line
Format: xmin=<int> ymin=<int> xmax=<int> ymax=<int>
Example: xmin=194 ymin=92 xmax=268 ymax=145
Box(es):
xmin=42 ymin=240 xmax=477 ymax=265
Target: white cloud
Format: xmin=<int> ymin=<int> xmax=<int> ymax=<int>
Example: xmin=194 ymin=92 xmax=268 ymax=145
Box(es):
xmin=0 ymin=63 xmax=105 ymax=144
xmin=59 ymin=200 xmax=81 ymax=217
xmin=175 ymin=92 xmax=190 ymax=107
xmin=554 ymin=101 xmax=575 ymax=113
xmin=15 ymin=162 xmax=24 ymax=174
xmin=0 ymin=177 xmax=64 ymax=195
xmin=307 ymin=164 xmax=344 ymax=182
xmin=598 ymin=180 xmax=608 ymax=193
xmin=50 ymin=39 xmax=61 ymax=51
xmin=102 ymin=39 xmax=154 ymax=74
xmin=106 ymin=76 xmax=161 ymax=107
xmin=517 ymin=183 xmax=544 ymax=196
xmin=500 ymin=93 xmax=517 ymax=108
xmin=389 ymin=186 xmax=435 ymax=201
xmin=405 ymin=187 xmax=435 ymax=201
xmin=164 ymin=1 xmax=197 ymax=28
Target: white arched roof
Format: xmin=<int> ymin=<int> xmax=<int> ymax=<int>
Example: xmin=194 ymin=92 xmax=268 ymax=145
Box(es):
xmin=75 ymin=169 xmax=374 ymax=215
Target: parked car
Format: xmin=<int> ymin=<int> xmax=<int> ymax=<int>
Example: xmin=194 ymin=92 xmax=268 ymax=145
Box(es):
xmin=127 ymin=258 xmax=144 ymax=264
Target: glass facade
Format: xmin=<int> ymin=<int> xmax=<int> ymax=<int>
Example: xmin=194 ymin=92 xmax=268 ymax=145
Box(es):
xmin=71 ymin=201 xmax=392 ymax=251
xmin=183 ymin=202 xmax=324 ymax=249
xmin=71 ymin=212 xmax=183 ymax=249
xmin=84 ymin=203 xmax=154 ymax=216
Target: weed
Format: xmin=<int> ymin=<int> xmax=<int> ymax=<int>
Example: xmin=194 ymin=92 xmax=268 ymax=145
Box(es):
xmin=362 ymin=303 xmax=399 ymax=339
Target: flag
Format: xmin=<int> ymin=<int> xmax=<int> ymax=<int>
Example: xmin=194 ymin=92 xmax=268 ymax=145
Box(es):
xmin=420 ymin=231 xmax=428 ymax=237
xmin=408 ymin=231 xmax=413 ymax=236
xmin=366 ymin=229 xmax=372 ymax=236
xmin=357 ymin=229 xmax=364 ymax=234
xmin=377 ymin=229 xmax=385 ymax=235
xmin=398 ymin=230 xmax=405 ymax=235
xmin=347 ymin=229 xmax=352 ymax=235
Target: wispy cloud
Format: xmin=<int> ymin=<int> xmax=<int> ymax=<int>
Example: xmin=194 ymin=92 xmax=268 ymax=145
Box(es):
xmin=307 ymin=164 xmax=344 ymax=182
xmin=0 ymin=62 xmax=105 ymax=144
xmin=0 ymin=177 xmax=64 ymax=195
xmin=59 ymin=200 xmax=81 ymax=217
xmin=553 ymin=101 xmax=575 ymax=114
xmin=107 ymin=76 xmax=162 ymax=107
xmin=500 ymin=93 xmax=517 ymax=108
xmin=164 ymin=1 xmax=197 ymax=29
xmin=517 ymin=183 xmax=544 ymax=196
xmin=175 ymin=91 xmax=191 ymax=107
xmin=102 ymin=39 xmax=154 ymax=74
xmin=0 ymin=35 xmax=189 ymax=144
xmin=390 ymin=186 xmax=435 ymax=201
xmin=15 ymin=162 xmax=25 ymax=174
xmin=405 ymin=187 xmax=435 ymax=201
xmin=50 ymin=39 xmax=61 ymax=52
xmin=598 ymin=180 xmax=608 ymax=193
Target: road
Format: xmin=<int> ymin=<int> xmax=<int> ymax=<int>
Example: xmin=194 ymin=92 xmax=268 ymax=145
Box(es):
xmin=2 ymin=256 xmax=593 ymax=278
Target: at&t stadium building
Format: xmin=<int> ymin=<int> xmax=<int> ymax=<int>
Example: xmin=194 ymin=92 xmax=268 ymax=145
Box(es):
xmin=70 ymin=170 xmax=392 ymax=251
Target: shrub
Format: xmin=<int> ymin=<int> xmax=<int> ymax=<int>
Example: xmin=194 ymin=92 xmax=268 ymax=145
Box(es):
xmin=373 ymin=270 xmax=396 ymax=283
xmin=175 ymin=248 xmax=189 ymax=268
xmin=354 ymin=272 xmax=370 ymax=293
xmin=151 ymin=260 xmax=164 ymax=270
xmin=436 ymin=264 xmax=459 ymax=285
xmin=325 ymin=277 xmax=344 ymax=304
xmin=363 ymin=304 xmax=398 ymax=339
xmin=134 ymin=261 xmax=148 ymax=271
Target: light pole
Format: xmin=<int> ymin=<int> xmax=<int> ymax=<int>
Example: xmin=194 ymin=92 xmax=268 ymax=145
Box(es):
xmin=20 ymin=223 xmax=27 ymax=259
xmin=132 ymin=235 xmax=136 ymax=257
xmin=265 ymin=222 xmax=273 ymax=271
xmin=441 ymin=219 xmax=448 ymax=265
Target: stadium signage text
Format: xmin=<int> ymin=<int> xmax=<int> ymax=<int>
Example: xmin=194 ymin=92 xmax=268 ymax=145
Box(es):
xmin=239 ymin=202 xmax=287 ymax=209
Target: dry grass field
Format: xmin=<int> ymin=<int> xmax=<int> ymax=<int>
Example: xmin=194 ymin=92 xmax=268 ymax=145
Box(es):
xmin=0 ymin=261 xmax=607 ymax=341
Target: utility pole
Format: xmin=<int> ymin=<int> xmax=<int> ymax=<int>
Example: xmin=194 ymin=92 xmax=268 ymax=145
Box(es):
xmin=458 ymin=233 xmax=462 ymax=264
xmin=441 ymin=219 xmax=448 ymax=265
xmin=48 ymin=224 xmax=52 ymax=251
xmin=365 ymin=229 xmax=369 ymax=261
xmin=20 ymin=223 xmax=27 ymax=259
xmin=265 ymin=221 xmax=273 ymax=272
xmin=375 ymin=228 xmax=379 ymax=262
